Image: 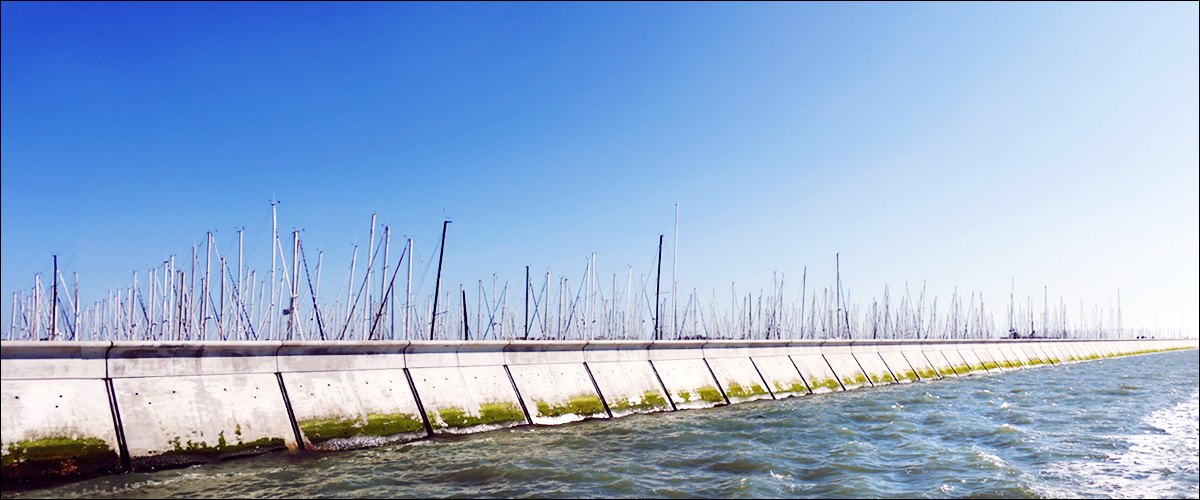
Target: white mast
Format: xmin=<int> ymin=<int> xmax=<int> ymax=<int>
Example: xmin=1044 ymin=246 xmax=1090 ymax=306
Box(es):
xmin=405 ymin=238 xmax=412 ymax=340
xmin=672 ymin=203 xmax=679 ymax=339
xmin=270 ymin=201 xmax=278 ymax=340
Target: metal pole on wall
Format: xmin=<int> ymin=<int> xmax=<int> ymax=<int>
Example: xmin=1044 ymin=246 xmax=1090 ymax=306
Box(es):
xmin=430 ymin=220 xmax=450 ymax=341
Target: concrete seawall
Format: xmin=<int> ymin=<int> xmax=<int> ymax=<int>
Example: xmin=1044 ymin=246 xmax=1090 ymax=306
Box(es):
xmin=3 ymin=338 xmax=1196 ymax=481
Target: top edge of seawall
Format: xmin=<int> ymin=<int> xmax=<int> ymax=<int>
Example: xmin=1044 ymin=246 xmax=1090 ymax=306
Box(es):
xmin=3 ymin=338 xmax=1193 ymax=351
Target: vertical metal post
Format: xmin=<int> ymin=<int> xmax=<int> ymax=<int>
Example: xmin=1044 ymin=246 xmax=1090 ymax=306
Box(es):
xmin=461 ymin=287 xmax=470 ymax=341
xmin=524 ymin=265 xmax=530 ymax=340
xmin=50 ymin=256 xmax=58 ymax=340
xmin=654 ymin=235 xmax=663 ymax=341
xmin=429 ymin=220 xmax=450 ymax=341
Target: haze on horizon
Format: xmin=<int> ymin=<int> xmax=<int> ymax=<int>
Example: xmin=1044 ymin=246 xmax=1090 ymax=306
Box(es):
xmin=2 ymin=2 xmax=1197 ymax=337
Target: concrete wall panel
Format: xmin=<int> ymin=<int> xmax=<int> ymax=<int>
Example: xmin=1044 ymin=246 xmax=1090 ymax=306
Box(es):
xmin=748 ymin=355 xmax=809 ymax=397
xmin=878 ymin=351 xmax=919 ymax=383
xmin=984 ymin=347 xmax=1012 ymax=369
xmin=821 ymin=342 xmax=871 ymax=390
xmin=647 ymin=343 xmax=724 ymax=409
xmin=898 ymin=343 xmax=943 ymax=379
xmin=585 ymin=360 xmax=671 ymax=417
xmin=649 ymin=359 xmax=724 ymax=409
xmin=1 ymin=378 xmax=121 ymax=479
xmin=112 ymin=373 xmax=294 ymax=470
xmin=787 ymin=352 xmax=842 ymax=393
xmin=704 ymin=356 xmax=774 ymax=404
xmin=507 ymin=362 xmax=607 ymax=425
xmin=1019 ymin=345 xmax=1047 ymax=365
xmin=955 ymin=348 xmax=990 ymax=374
xmin=281 ymin=369 xmax=425 ymax=450
xmin=921 ymin=349 xmax=962 ymax=377
xmin=1000 ymin=345 xmax=1030 ymax=368
xmin=851 ymin=350 xmax=896 ymax=386
xmin=406 ymin=365 xmax=526 ymax=434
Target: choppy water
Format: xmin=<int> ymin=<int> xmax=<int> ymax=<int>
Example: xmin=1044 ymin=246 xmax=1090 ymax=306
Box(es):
xmin=5 ymin=349 xmax=1197 ymax=499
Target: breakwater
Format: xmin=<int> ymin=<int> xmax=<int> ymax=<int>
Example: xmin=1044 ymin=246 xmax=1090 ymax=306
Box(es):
xmin=2 ymin=338 xmax=1195 ymax=482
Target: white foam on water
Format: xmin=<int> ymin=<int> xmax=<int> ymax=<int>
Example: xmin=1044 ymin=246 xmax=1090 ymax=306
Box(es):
xmin=1039 ymin=391 xmax=1200 ymax=499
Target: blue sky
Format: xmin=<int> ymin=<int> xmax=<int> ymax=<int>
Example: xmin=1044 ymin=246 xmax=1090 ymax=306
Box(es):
xmin=3 ymin=2 xmax=1197 ymax=335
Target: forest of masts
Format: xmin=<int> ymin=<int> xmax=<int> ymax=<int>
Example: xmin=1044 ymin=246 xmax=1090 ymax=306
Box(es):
xmin=5 ymin=210 xmax=1180 ymax=342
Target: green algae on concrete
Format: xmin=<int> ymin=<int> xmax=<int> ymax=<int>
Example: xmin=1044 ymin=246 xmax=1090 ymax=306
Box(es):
xmin=1 ymin=436 xmax=118 ymax=478
xmin=609 ymin=391 xmax=669 ymax=413
xmin=897 ymin=370 xmax=920 ymax=382
xmin=536 ymin=395 xmax=605 ymax=418
xmin=676 ymin=387 xmax=723 ymax=404
xmin=299 ymin=413 xmax=424 ymax=442
xmin=697 ymin=386 xmax=725 ymax=403
xmin=843 ymin=374 xmax=869 ymax=387
xmin=809 ymin=377 xmax=842 ymax=392
xmin=725 ymin=383 xmax=769 ymax=399
xmin=431 ymin=402 xmax=525 ymax=429
xmin=773 ymin=380 xmax=808 ymax=395
xmin=917 ymin=368 xmax=939 ymax=379
xmin=167 ymin=434 xmax=284 ymax=454
xmin=869 ymin=372 xmax=896 ymax=384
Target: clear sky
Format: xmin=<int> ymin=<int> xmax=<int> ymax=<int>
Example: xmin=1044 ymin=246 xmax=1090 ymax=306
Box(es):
xmin=3 ymin=2 xmax=1197 ymax=336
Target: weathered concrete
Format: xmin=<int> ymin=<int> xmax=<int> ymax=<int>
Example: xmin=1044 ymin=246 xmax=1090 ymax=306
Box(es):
xmin=582 ymin=342 xmax=672 ymax=417
xmin=981 ymin=346 xmax=1015 ymax=371
xmin=404 ymin=341 xmax=527 ymax=434
xmin=1018 ymin=344 xmax=1048 ymax=366
xmin=744 ymin=343 xmax=809 ymax=398
xmin=820 ymin=341 xmax=871 ymax=390
xmin=505 ymin=342 xmax=608 ymax=425
xmin=850 ymin=342 xmax=897 ymax=386
xmin=647 ymin=341 xmax=725 ymax=409
xmin=920 ymin=347 xmax=963 ymax=377
xmin=999 ymin=344 xmax=1030 ymax=368
xmin=1 ymin=342 xmax=120 ymax=479
xmin=899 ymin=342 xmax=944 ymax=380
xmin=786 ymin=343 xmax=843 ymax=393
xmin=107 ymin=342 xmax=295 ymax=470
xmin=874 ymin=341 xmax=919 ymax=384
xmin=1044 ymin=342 xmax=1075 ymax=364
xmin=953 ymin=344 xmax=991 ymax=374
xmin=702 ymin=342 xmax=774 ymax=404
xmin=276 ymin=342 xmax=425 ymax=450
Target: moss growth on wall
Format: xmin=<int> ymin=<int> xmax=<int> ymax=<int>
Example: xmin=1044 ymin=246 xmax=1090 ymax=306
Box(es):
xmin=697 ymin=386 xmax=725 ymax=403
xmin=1 ymin=436 xmax=117 ymax=478
xmin=898 ymin=370 xmax=920 ymax=382
xmin=167 ymin=434 xmax=283 ymax=454
xmin=773 ymin=381 xmax=808 ymax=394
xmin=918 ymin=368 xmax=939 ymax=379
xmin=536 ymin=395 xmax=605 ymax=418
xmin=299 ymin=413 xmax=424 ymax=442
xmin=609 ymin=391 xmax=669 ymax=413
xmin=432 ymin=402 xmax=525 ymax=429
xmin=869 ymin=372 xmax=896 ymax=384
xmin=808 ymin=378 xmax=841 ymax=392
xmin=725 ymin=383 xmax=768 ymax=399
xmin=672 ymin=387 xmax=723 ymax=403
